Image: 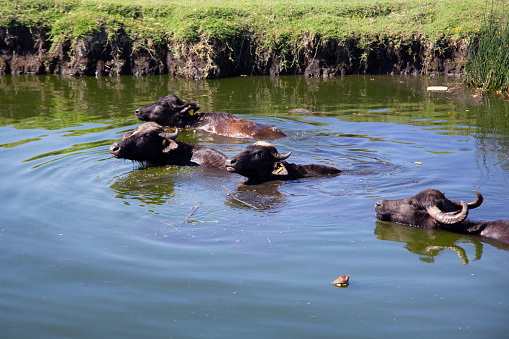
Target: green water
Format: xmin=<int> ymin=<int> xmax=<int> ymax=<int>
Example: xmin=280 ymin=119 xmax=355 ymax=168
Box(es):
xmin=1 ymin=74 xmax=508 ymax=338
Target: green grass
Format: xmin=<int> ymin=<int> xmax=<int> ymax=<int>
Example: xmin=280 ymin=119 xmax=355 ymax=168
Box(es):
xmin=1 ymin=0 xmax=500 ymax=85
xmin=1 ymin=0 xmax=487 ymax=42
xmin=464 ymin=0 xmax=509 ymax=94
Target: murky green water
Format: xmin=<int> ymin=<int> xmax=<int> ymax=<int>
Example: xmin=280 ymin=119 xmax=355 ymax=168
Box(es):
xmin=1 ymin=74 xmax=508 ymax=338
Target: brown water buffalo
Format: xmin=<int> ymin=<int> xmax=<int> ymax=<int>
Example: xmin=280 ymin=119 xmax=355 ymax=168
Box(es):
xmin=225 ymin=141 xmax=342 ymax=184
xmin=135 ymin=94 xmax=286 ymax=139
xmin=375 ymin=189 xmax=509 ymax=245
xmin=109 ymin=122 xmax=227 ymax=168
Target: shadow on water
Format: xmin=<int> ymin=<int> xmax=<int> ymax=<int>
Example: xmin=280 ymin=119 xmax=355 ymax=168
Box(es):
xmin=374 ymin=221 xmax=509 ymax=265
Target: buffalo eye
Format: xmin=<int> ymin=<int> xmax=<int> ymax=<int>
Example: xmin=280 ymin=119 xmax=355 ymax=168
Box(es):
xmin=409 ymin=201 xmax=418 ymax=209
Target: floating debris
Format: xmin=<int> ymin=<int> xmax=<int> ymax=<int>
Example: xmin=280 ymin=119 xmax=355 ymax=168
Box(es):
xmin=427 ymin=86 xmax=449 ymax=92
xmin=332 ymin=274 xmax=350 ymax=287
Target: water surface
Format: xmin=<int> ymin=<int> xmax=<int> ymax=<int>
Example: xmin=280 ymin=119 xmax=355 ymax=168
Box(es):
xmin=1 ymin=75 xmax=508 ymax=338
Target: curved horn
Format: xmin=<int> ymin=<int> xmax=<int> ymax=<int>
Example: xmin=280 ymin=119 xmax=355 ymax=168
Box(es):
xmin=467 ymin=190 xmax=483 ymax=209
xmin=159 ymin=128 xmax=179 ymax=140
xmin=427 ymin=201 xmax=468 ymax=225
xmin=450 ymin=190 xmax=483 ymax=209
xmin=272 ymin=150 xmax=292 ymax=161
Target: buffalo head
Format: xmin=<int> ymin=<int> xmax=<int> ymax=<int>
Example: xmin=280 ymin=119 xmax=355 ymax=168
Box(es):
xmin=135 ymin=94 xmax=199 ymax=126
xmin=109 ymin=122 xmax=180 ymax=164
xmin=375 ymin=189 xmax=483 ymax=228
xmin=225 ymin=142 xmax=292 ymax=183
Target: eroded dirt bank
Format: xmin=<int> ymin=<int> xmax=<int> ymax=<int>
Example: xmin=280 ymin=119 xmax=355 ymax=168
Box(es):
xmin=0 ymin=26 xmax=468 ymax=78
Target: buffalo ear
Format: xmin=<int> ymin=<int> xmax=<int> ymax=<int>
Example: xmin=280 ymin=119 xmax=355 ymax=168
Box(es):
xmin=162 ymin=139 xmax=179 ymax=153
xmin=272 ymin=162 xmax=288 ymax=176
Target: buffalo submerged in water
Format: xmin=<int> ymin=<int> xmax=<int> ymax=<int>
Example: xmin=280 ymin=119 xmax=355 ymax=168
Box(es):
xmin=225 ymin=141 xmax=342 ymax=184
xmin=135 ymin=94 xmax=286 ymax=139
xmin=375 ymin=189 xmax=509 ymax=245
xmin=109 ymin=122 xmax=227 ymax=168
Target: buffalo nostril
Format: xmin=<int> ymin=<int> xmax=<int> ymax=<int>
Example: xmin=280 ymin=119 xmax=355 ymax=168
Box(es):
xmin=109 ymin=144 xmax=120 ymax=154
xmin=375 ymin=200 xmax=382 ymax=207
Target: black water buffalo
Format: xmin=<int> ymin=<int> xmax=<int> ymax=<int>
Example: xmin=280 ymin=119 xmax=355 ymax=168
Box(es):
xmin=375 ymin=189 xmax=509 ymax=245
xmin=109 ymin=122 xmax=227 ymax=168
xmin=225 ymin=141 xmax=342 ymax=184
xmin=135 ymin=94 xmax=286 ymax=139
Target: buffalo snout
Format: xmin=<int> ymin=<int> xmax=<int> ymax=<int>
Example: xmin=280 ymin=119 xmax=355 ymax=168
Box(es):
xmin=225 ymin=158 xmax=238 ymax=172
xmin=109 ymin=142 xmax=122 ymax=158
xmin=374 ymin=200 xmax=390 ymax=221
xmin=374 ymin=199 xmax=387 ymax=212
xmin=135 ymin=108 xmax=148 ymax=121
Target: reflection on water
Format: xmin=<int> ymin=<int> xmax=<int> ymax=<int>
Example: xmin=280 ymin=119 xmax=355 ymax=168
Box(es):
xmin=374 ymin=221 xmax=487 ymax=265
xmin=2 ymin=74 xmax=507 ymax=129
xmin=110 ymin=164 xmax=288 ymax=211
xmin=110 ymin=165 xmax=179 ymax=207
xmin=473 ymin=95 xmax=509 ymax=175
xmin=225 ymin=181 xmax=287 ymax=211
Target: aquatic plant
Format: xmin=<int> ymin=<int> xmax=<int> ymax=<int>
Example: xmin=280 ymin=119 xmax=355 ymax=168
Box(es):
xmin=464 ymin=0 xmax=509 ymax=95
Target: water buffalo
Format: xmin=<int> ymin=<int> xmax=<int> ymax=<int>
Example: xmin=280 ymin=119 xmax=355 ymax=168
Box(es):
xmin=135 ymin=94 xmax=286 ymax=139
xmin=225 ymin=141 xmax=342 ymax=184
xmin=109 ymin=122 xmax=227 ymax=168
xmin=375 ymin=189 xmax=509 ymax=245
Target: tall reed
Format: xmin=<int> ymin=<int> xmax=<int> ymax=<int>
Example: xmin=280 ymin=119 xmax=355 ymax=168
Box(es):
xmin=464 ymin=1 xmax=509 ymax=94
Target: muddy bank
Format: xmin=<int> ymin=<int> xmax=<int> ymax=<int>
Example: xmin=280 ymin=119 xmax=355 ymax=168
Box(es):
xmin=0 ymin=26 xmax=467 ymax=79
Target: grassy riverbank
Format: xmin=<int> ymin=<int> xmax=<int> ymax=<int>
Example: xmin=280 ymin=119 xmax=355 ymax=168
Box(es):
xmin=0 ymin=0 xmax=501 ymax=82
xmin=2 ymin=0 xmax=487 ymax=41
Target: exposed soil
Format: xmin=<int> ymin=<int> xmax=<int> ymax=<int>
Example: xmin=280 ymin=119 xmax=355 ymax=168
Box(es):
xmin=0 ymin=26 xmax=468 ymax=78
